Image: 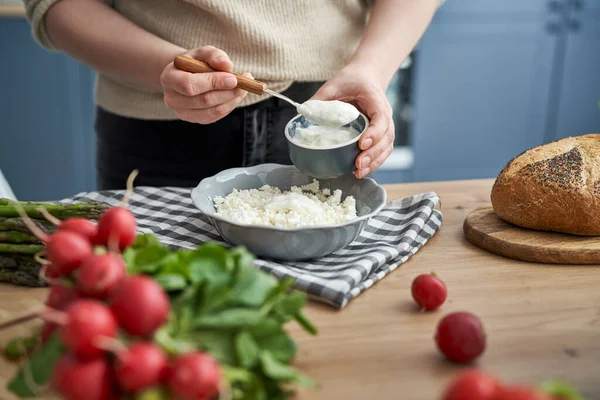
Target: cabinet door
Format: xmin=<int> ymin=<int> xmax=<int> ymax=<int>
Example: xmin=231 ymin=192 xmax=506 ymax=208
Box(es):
xmin=0 ymin=19 xmax=97 ymax=201
xmin=410 ymin=12 xmax=561 ymax=182
xmin=552 ymin=7 xmax=600 ymax=140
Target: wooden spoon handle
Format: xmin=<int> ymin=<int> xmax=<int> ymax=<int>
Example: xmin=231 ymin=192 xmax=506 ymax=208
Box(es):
xmin=173 ymin=55 xmax=266 ymax=95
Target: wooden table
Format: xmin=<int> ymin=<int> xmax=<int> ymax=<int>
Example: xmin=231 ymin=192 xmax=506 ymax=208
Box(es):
xmin=1 ymin=179 xmax=599 ymax=400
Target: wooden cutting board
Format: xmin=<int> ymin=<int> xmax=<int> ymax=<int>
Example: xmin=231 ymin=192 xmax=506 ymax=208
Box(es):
xmin=463 ymin=205 xmax=600 ymax=264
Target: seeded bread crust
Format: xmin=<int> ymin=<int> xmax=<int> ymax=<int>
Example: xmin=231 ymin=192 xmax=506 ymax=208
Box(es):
xmin=491 ymin=134 xmax=600 ymax=236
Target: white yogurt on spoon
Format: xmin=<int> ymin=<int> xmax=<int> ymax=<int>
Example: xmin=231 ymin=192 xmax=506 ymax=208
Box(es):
xmin=296 ymin=100 xmax=360 ymax=127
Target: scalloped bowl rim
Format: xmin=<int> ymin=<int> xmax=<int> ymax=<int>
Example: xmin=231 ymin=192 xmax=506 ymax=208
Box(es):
xmin=191 ymin=164 xmax=387 ymax=232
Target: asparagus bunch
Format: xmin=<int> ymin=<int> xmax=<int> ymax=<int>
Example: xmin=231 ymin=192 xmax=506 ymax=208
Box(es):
xmin=0 ymin=198 xmax=111 ymax=287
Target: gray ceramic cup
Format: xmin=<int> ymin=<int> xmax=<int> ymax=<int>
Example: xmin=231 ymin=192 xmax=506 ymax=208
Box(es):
xmin=284 ymin=112 xmax=369 ymax=179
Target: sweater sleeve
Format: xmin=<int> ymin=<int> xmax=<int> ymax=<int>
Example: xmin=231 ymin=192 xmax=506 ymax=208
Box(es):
xmin=23 ymin=0 xmax=113 ymax=51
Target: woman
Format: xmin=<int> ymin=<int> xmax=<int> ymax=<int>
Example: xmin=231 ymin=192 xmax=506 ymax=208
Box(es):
xmin=23 ymin=0 xmax=443 ymax=189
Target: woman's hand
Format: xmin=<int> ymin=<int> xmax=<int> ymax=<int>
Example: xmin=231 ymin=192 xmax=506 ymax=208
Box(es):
xmin=311 ymin=66 xmax=395 ymax=179
xmin=160 ymin=46 xmax=250 ymax=124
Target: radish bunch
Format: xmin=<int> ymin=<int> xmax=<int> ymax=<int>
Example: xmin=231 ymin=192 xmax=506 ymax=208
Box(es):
xmin=13 ymin=172 xmax=225 ymax=400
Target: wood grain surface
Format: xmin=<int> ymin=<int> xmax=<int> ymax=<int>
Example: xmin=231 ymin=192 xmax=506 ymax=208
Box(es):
xmin=464 ymin=205 xmax=600 ymax=264
xmin=1 ymin=179 xmax=599 ymax=400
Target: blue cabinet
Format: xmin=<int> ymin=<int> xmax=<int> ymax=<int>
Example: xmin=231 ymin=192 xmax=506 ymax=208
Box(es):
xmin=390 ymin=0 xmax=600 ymax=184
xmin=0 ymin=19 xmax=97 ymax=201
xmin=552 ymin=6 xmax=600 ymax=140
xmin=410 ymin=0 xmax=565 ymax=182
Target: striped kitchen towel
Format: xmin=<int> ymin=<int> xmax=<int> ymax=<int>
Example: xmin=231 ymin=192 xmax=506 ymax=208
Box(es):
xmin=63 ymin=187 xmax=442 ymax=308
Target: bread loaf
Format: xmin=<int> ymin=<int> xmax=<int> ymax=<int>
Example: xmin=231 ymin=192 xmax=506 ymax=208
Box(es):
xmin=491 ymin=134 xmax=600 ymax=236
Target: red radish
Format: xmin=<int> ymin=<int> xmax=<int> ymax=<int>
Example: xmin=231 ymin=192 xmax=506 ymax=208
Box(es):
xmin=441 ymin=369 xmax=502 ymax=400
xmin=12 ymin=204 xmax=93 ymax=276
xmin=36 ymin=208 xmax=99 ymax=245
xmin=113 ymin=342 xmax=168 ymax=393
xmin=110 ymin=276 xmax=170 ymax=336
xmin=46 ymin=284 xmax=78 ymax=311
xmin=59 ymin=218 xmax=98 ymax=244
xmin=76 ymin=253 xmax=126 ymax=298
xmin=435 ymin=311 xmax=486 ymax=363
xmin=96 ymin=207 xmax=137 ymax=251
xmin=45 ymin=231 xmax=94 ymax=275
xmin=492 ymin=386 xmax=552 ymax=400
xmin=96 ymin=169 xmax=139 ymax=251
xmin=166 ymin=352 xmax=221 ymax=400
xmin=411 ymin=272 xmax=447 ymax=310
xmin=52 ymin=355 xmax=112 ymax=400
xmin=58 ymin=300 xmax=118 ymax=359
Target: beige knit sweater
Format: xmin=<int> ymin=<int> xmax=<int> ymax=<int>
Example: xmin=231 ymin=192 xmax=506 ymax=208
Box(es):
xmin=23 ymin=0 xmax=438 ymax=120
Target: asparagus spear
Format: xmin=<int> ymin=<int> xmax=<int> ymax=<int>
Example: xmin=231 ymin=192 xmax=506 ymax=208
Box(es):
xmin=0 ymin=217 xmax=56 ymax=234
xmin=0 ymin=231 xmax=42 ymax=244
xmin=0 ymin=255 xmax=45 ymax=287
xmin=0 ymin=199 xmax=110 ymax=220
xmin=0 ymin=244 xmax=45 ymax=254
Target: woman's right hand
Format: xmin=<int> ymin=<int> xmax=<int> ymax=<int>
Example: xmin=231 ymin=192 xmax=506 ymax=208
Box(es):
xmin=160 ymin=46 xmax=249 ymax=124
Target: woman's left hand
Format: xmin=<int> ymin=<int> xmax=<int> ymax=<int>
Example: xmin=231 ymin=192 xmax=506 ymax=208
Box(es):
xmin=311 ymin=67 xmax=395 ymax=179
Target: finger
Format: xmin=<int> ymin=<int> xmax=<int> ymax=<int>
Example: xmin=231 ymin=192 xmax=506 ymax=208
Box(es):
xmin=359 ymin=110 xmax=387 ymax=151
xmin=175 ymin=91 xmax=246 ymax=124
xmin=356 ymin=123 xmax=394 ymax=170
xmin=164 ymin=87 xmax=246 ymax=109
xmin=161 ymin=64 xmax=238 ymax=96
xmin=188 ymin=45 xmax=233 ymax=72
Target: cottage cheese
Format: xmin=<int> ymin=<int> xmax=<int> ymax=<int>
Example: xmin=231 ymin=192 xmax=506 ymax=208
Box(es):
xmin=213 ymin=180 xmax=357 ymax=228
xmin=296 ymin=100 xmax=360 ymax=127
xmin=293 ymin=124 xmax=360 ymax=148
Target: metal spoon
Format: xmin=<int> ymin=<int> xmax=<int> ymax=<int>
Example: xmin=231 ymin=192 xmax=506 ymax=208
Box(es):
xmin=173 ymin=56 xmax=359 ymax=127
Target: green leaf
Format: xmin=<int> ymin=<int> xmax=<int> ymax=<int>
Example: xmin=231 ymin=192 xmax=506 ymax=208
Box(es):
xmin=235 ymin=331 xmax=260 ymax=368
xmin=228 ymin=265 xmax=278 ymax=308
xmin=294 ymin=312 xmax=318 ymax=336
xmin=190 ymin=243 xmax=232 ymax=270
xmin=540 ymin=380 xmax=586 ymax=400
xmin=155 ymin=274 xmax=188 ymax=291
xmin=181 ymin=329 xmax=237 ymax=365
xmin=254 ymin=331 xmax=296 ymax=364
xmin=272 ymin=291 xmax=307 ymax=322
xmin=126 ymin=246 xmax=173 ymax=274
xmin=194 ymin=308 xmax=265 ymax=329
xmin=223 ymin=365 xmax=268 ymax=400
xmin=132 ymin=233 xmax=163 ymax=249
xmin=7 ymin=333 xmax=64 ymax=397
xmin=153 ymin=326 xmax=196 ymax=357
xmin=259 ymin=351 xmax=315 ymax=387
xmin=188 ymin=257 xmax=228 ymax=285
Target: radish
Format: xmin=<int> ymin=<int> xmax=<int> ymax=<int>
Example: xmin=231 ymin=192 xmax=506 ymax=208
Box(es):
xmin=76 ymin=253 xmax=126 ymax=298
xmin=96 ymin=208 xmax=137 ymax=252
xmin=166 ymin=352 xmax=221 ymax=400
xmin=46 ymin=231 xmax=95 ymax=275
xmin=52 ymin=355 xmax=113 ymax=400
xmin=113 ymin=342 xmax=168 ymax=393
xmin=12 ymin=204 xmax=93 ymax=276
xmin=96 ymin=170 xmax=139 ymax=252
xmin=110 ymin=276 xmax=170 ymax=337
xmin=37 ymin=208 xmax=98 ymax=245
xmin=56 ymin=300 xmax=118 ymax=359
xmin=59 ymin=218 xmax=98 ymax=244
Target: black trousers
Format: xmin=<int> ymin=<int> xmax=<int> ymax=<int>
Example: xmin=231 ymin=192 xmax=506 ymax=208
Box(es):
xmin=95 ymin=82 xmax=324 ymax=190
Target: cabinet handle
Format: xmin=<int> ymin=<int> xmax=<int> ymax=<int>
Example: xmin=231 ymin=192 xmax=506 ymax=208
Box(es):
xmin=547 ymin=0 xmax=564 ymax=12
xmin=568 ymin=19 xmax=581 ymax=32
xmin=546 ymin=21 xmax=562 ymax=33
xmin=568 ymin=0 xmax=583 ymax=10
